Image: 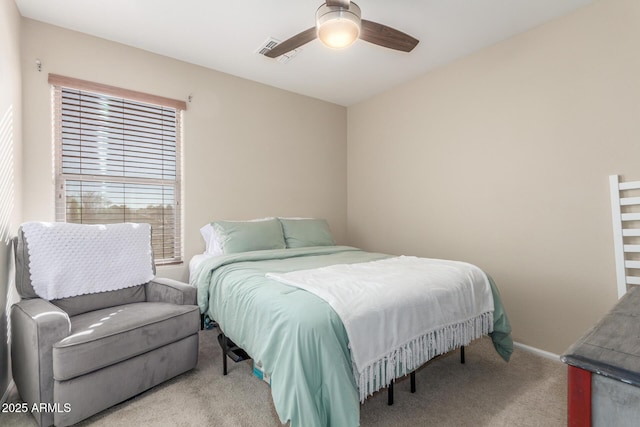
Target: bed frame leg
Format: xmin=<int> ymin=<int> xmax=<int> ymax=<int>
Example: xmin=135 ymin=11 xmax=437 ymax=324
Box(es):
xmin=222 ymin=332 xmax=228 ymax=376
xmin=382 ymin=347 xmax=464 ymax=406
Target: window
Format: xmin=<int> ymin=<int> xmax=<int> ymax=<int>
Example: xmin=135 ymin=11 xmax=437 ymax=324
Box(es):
xmin=50 ymin=74 xmax=185 ymax=265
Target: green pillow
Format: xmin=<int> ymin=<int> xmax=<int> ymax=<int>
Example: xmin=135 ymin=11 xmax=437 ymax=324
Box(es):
xmin=213 ymin=219 xmax=285 ymax=254
xmin=279 ymin=218 xmax=335 ymax=248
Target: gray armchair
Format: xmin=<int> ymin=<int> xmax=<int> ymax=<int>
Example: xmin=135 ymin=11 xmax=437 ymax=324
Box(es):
xmin=10 ymin=223 xmax=200 ymax=426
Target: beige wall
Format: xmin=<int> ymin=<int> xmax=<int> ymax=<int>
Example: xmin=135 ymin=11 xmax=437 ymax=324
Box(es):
xmin=0 ymin=0 xmax=23 ymax=399
xmin=20 ymin=19 xmax=348 ymax=282
xmin=347 ymin=0 xmax=640 ymax=354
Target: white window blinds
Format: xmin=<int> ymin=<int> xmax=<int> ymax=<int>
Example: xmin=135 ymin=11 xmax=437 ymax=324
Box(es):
xmin=50 ymin=74 xmax=185 ymax=265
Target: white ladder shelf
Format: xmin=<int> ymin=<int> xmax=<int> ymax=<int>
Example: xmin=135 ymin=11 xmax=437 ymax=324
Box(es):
xmin=609 ymin=175 xmax=640 ymax=298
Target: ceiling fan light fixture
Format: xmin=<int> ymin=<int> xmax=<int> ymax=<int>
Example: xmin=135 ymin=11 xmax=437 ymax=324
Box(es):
xmin=316 ymin=3 xmax=362 ymax=49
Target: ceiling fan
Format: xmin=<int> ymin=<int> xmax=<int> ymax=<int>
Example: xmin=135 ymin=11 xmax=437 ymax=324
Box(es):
xmin=264 ymin=0 xmax=419 ymax=58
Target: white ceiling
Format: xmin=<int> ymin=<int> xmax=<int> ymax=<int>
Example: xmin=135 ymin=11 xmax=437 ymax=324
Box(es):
xmin=15 ymin=0 xmax=593 ymax=106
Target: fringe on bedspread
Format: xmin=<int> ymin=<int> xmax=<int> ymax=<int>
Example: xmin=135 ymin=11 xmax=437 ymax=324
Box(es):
xmin=355 ymin=311 xmax=494 ymax=402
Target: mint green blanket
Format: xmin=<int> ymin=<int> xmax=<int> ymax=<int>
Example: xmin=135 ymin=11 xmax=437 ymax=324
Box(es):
xmin=194 ymin=246 xmax=512 ymax=427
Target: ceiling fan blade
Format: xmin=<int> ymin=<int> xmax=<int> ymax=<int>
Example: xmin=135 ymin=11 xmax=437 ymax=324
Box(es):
xmin=325 ymin=0 xmax=350 ymax=7
xmin=360 ymin=20 xmax=419 ymax=53
xmin=264 ymin=27 xmax=317 ymax=58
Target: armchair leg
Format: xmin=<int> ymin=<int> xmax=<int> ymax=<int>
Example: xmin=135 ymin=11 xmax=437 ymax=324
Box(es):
xmin=388 ymin=380 xmax=394 ymax=405
xmin=461 ymin=345 xmax=465 ymax=364
xmin=410 ymin=371 xmax=416 ymax=393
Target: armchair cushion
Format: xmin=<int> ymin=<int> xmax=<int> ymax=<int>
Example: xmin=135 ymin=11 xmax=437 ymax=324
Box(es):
xmin=53 ymin=302 xmax=199 ymax=381
xmin=51 ymin=285 xmax=146 ymax=317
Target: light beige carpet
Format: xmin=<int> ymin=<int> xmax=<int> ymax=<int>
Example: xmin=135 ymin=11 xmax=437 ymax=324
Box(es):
xmin=2 ymin=329 xmax=567 ymax=426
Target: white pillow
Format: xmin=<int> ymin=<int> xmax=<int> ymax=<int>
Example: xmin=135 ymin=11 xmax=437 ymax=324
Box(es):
xmin=200 ymin=224 xmax=222 ymax=256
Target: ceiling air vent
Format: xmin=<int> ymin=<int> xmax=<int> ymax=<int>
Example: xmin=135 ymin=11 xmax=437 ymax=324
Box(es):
xmin=257 ymin=37 xmax=302 ymax=63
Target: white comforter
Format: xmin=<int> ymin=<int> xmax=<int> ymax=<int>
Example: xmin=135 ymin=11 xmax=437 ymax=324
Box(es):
xmin=266 ymin=255 xmax=494 ymax=400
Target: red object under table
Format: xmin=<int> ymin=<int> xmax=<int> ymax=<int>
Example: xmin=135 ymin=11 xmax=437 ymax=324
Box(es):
xmin=561 ymin=286 xmax=640 ymax=426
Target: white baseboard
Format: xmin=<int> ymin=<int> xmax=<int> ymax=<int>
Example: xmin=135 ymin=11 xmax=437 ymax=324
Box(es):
xmin=0 ymin=380 xmax=15 ymax=404
xmin=514 ymin=341 xmax=561 ymax=362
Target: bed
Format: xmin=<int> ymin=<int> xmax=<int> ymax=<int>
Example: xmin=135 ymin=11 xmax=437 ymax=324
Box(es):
xmin=191 ymin=218 xmax=512 ymax=427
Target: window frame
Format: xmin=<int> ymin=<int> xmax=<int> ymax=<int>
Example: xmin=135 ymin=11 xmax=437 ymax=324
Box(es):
xmin=50 ymin=74 xmax=186 ymax=265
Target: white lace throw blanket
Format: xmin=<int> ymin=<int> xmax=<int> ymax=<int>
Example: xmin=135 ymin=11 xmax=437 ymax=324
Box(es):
xmin=21 ymin=222 xmax=155 ymax=300
xmin=266 ymin=256 xmax=494 ymax=401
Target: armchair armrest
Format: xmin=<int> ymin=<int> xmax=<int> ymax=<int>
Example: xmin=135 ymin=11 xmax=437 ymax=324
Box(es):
xmin=145 ymin=278 xmax=196 ymax=306
xmin=11 ymin=299 xmax=71 ymax=427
